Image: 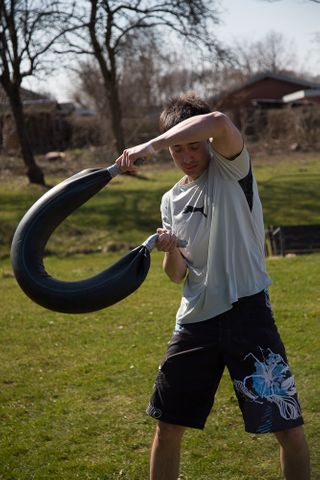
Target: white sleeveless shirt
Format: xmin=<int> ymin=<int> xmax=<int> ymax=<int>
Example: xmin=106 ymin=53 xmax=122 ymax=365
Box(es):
xmin=161 ymin=146 xmax=272 ymax=326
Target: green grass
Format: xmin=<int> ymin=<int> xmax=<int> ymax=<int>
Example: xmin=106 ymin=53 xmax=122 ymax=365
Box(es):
xmin=0 ymin=252 xmax=319 ymax=479
xmin=0 ymin=151 xmax=320 ymax=478
xmin=0 ymin=166 xmax=181 ymax=259
xmin=254 ymin=154 xmax=320 ymax=226
xmin=1 ymin=151 xmax=320 ymax=259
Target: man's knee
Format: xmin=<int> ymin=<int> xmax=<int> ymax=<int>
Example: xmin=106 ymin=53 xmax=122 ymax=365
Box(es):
xmin=155 ymin=421 xmax=186 ymax=443
xmin=274 ymin=426 xmax=308 ymax=453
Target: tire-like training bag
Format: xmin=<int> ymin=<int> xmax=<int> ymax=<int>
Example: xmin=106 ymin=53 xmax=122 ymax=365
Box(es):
xmin=10 ymin=164 xmax=153 ymax=314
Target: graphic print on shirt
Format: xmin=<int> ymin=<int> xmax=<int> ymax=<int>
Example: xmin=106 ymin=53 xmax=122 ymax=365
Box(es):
xmin=233 ymin=347 xmax=301 ymax=432
xmin=182 ymin=205 xmax=207 ymax=217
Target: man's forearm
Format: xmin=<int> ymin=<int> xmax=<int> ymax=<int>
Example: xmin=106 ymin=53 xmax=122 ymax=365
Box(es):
xmin=163 ymin=249 xmax=187 ymax=284
xmin=150 ymin=111 xmax=243 ymax=160
xmin=152 ymin=113 xmax=218 ymax=150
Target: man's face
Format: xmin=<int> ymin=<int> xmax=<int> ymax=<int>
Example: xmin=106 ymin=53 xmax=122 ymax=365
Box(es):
xmin=169 ymin=140 xmax=211 ymax=182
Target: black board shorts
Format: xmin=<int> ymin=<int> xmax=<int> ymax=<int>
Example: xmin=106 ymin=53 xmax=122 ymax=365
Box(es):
xmin=146 ymin=290 xmax=304 ymax=433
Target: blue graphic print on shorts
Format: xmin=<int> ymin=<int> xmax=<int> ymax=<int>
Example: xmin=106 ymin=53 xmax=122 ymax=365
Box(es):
xmin=233 ymin=347 xmax=301 ymax=433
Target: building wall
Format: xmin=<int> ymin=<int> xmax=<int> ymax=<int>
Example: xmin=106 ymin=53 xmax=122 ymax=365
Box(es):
xmin=217 ymin=78 xmax=317 ymax=128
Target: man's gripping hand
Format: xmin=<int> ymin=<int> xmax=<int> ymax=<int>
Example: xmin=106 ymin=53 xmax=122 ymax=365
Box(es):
xmin=156 ymin=228 xmax=178 ymax=253
xmin=156 ymin=228 xmax=187 ymax=283
xmin=115 ymin=142 xmax=156 ymax=173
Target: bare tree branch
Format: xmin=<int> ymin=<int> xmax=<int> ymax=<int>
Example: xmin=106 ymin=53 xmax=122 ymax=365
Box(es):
xmin=63 ymin=0 xmax=226 ymax=153
xmin=0 ymin=0 xmax=78 ymax=184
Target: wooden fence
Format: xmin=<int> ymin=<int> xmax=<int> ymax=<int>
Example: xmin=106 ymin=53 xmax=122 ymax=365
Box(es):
xmin=266 ymin=225 xmax=320 ymax=256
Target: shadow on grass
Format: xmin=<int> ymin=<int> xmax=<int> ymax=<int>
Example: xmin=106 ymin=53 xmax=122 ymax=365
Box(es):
xmin=0 ymin=184 xmax=170 ymax=258
xmin=59 ymin=187 xmax=165 ymax=238
xmin=259 ymin=174 xmax=320 ymax=226
xmin=2 ymin=171 xmax=320 ymax=259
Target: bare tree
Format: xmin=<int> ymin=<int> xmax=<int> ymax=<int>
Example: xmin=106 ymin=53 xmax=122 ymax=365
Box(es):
xmin=118 ymin=29 xmax=163 ymax=115
xmin=231 ymin=31 xmax=298 ymax=77
xmin=64 ymin=0 xmax=227 ymax=154
xmin=71 ymin=29 xmax=228 ymax=150
xmin=70 ymin=31 xmax=166 ymax=151
xmin=0 ymin=0 xmax=72 ymax=185
xmin=72 ymin=60 xmax=109 ymax=115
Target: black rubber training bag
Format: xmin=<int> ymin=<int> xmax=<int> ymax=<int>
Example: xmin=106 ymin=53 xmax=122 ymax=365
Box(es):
xmin=10 ymin=166 xmax=151 ymax=314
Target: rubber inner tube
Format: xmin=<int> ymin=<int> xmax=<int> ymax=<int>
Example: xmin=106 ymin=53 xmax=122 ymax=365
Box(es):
xmin=10 ymin=165 xmax=151 ymax=314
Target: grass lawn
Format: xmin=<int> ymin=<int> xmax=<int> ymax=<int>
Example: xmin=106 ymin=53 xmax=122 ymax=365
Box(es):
xmin=1 ymin=151 xmax=320 ymax=259
xmin=0 ymin=252 xmax=319 ymax=479
xmin=0 ymin=151 xmax=319 ymax=478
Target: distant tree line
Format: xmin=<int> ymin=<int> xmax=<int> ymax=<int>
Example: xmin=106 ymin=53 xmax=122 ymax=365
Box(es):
xmin=0 ymin=0 xmax=319 ymax=184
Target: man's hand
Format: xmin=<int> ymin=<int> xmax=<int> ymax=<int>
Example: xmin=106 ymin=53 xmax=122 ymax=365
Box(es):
xmin=115 ymin=142 xmax=156 ymax=173
xmin=156 ymin=228 xmax=178 ymax=253
xmin=156 ymin=228 xmax=187 ymax=283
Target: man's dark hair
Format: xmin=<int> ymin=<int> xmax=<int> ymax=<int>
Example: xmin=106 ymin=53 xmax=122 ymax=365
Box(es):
xmin=159 ymin=93 xmax=211 ymax=133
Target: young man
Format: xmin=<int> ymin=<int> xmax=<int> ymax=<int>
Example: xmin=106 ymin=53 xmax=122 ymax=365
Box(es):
xmin=116 ymin=94 xmax=310 ymax=480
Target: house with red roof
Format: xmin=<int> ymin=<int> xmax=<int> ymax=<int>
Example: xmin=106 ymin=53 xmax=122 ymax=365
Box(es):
xmin=216 ymin=72 xmax=320 ymax=129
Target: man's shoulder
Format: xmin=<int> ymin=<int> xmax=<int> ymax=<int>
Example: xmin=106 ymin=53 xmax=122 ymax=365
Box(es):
xmin=162 ymin=179 xmax=182 ymax=200
xmin=161 ymin=188 xmax=173 ymax=211
xmin=160 ymin=179 xmax=184 ymax=213
xmin=162 ymin=188 xmax=172 ymax=202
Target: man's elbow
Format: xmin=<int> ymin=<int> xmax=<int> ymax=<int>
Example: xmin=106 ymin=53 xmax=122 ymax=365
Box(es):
xmin=163 ymin=253 xmax=187 ymax=284
xmin=166 ymin=269 xmax=186 ymax=284
xmin=169 ymin=274 xmax=184 ymax=284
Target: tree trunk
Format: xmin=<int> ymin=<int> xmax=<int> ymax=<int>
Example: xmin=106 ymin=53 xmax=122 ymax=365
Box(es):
xmin=8 ymin=87 xmax=45 ymax=185
xmin=88 ymin=2 xmax=126 ymax=155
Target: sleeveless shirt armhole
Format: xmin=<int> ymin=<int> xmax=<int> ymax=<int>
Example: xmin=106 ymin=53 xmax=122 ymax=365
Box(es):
xmin=211 ymin=145 xmax=250 ymax=181
xmin=211 ymin=139 xmax=245 ymax=162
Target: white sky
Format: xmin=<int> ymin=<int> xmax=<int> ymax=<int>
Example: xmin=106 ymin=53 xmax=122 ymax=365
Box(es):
xmin=217 ymin=0 xmax=320 ymax=73
xmin=24 ymin=0 xmax=320 ymax=101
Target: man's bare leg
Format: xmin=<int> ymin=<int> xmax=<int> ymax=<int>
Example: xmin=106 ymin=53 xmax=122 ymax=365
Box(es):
xmin=274 ymin=426 xmax=310 ymax=480
xmin=150 ymin=421 xmax=185 ymax=480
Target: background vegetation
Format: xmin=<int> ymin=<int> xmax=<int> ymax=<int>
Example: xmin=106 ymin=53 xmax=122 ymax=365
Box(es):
xmin=1 ymin=1 xmax=320 ymax=185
